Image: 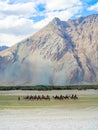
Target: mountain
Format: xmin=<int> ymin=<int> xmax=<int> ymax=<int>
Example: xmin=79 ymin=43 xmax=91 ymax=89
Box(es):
xmin=0 ymin=14 xmax=98 ymax=86
xmin=0 ymin=46 xmax=9 ymax=51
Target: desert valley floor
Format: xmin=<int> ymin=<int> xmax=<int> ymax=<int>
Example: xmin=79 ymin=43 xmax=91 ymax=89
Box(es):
xmin=0 ymin=90 xmax=98 ymax=130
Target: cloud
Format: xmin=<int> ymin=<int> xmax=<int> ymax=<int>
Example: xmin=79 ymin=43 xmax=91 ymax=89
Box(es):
xmin=0 ymin=15 xmax=36 ymax=35
xmin=45 ymin=0 xmax=82 ymax=11
xmin=0 ymin=0 xmax=83 ymax=46
xmin=88 ymin=2 xmax=98 ymax=12
xmin=0 ymin=33 xmax=25 ymax=46
xmin=0 ymin=15 xmax=37 ymax=46
xmin=0 ymin=1 xmax=36 ymax=18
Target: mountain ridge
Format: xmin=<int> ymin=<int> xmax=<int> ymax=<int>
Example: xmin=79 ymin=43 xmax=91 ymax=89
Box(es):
xmin=0 ymin=14 xmax=98 ymax=86
xmin=0 ymin=46 xmax=9 ymax=51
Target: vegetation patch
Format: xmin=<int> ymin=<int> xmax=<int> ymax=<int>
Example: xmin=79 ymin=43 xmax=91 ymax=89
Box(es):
xmin=0 ymin=85 xmax=98 ymax=91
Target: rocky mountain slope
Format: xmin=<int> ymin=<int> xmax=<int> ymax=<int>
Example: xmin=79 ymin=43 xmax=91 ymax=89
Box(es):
xmin=0 ymin=14 xmax=98 ymax=86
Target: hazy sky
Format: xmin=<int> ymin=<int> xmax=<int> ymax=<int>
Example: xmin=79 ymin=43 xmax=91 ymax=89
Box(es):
xmin=0 ymin=0 xmax=98 ymax=46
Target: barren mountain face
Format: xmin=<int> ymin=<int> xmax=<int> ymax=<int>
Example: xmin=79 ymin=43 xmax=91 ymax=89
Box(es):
xmin=0 ymin=14 xmax=98 ymax=86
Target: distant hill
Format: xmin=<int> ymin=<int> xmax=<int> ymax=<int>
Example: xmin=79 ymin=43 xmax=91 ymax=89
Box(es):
xmin=0 ymin=14 xmax=98 ymax=86
xmin=0 ymin=46 xmax=9 ymax=51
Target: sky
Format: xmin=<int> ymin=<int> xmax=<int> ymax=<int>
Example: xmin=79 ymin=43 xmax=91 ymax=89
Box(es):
xmin=0 ymin=0 xmax=98 ymax=46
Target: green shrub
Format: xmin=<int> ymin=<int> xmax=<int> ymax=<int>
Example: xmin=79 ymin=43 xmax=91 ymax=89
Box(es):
xmin=0 ymin=85 xmax=98 ymax=91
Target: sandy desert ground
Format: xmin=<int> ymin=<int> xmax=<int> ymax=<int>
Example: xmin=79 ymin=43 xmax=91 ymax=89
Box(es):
xmin=0 ymin=90 xmax=98 ymax=130
xmin=0 ymin=107 xmax=98 ymax=130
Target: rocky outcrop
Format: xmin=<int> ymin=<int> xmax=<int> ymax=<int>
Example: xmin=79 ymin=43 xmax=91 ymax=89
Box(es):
xmin=0 ymin=14 xmax=98 ymax=85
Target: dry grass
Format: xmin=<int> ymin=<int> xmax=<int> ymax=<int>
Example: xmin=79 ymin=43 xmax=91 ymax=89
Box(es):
xmin=0 ymin=94 xmax=98 ymax=110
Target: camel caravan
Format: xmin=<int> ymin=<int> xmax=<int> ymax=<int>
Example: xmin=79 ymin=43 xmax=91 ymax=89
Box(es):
xmin=21 ymin=94 xmax=78 ymax=101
